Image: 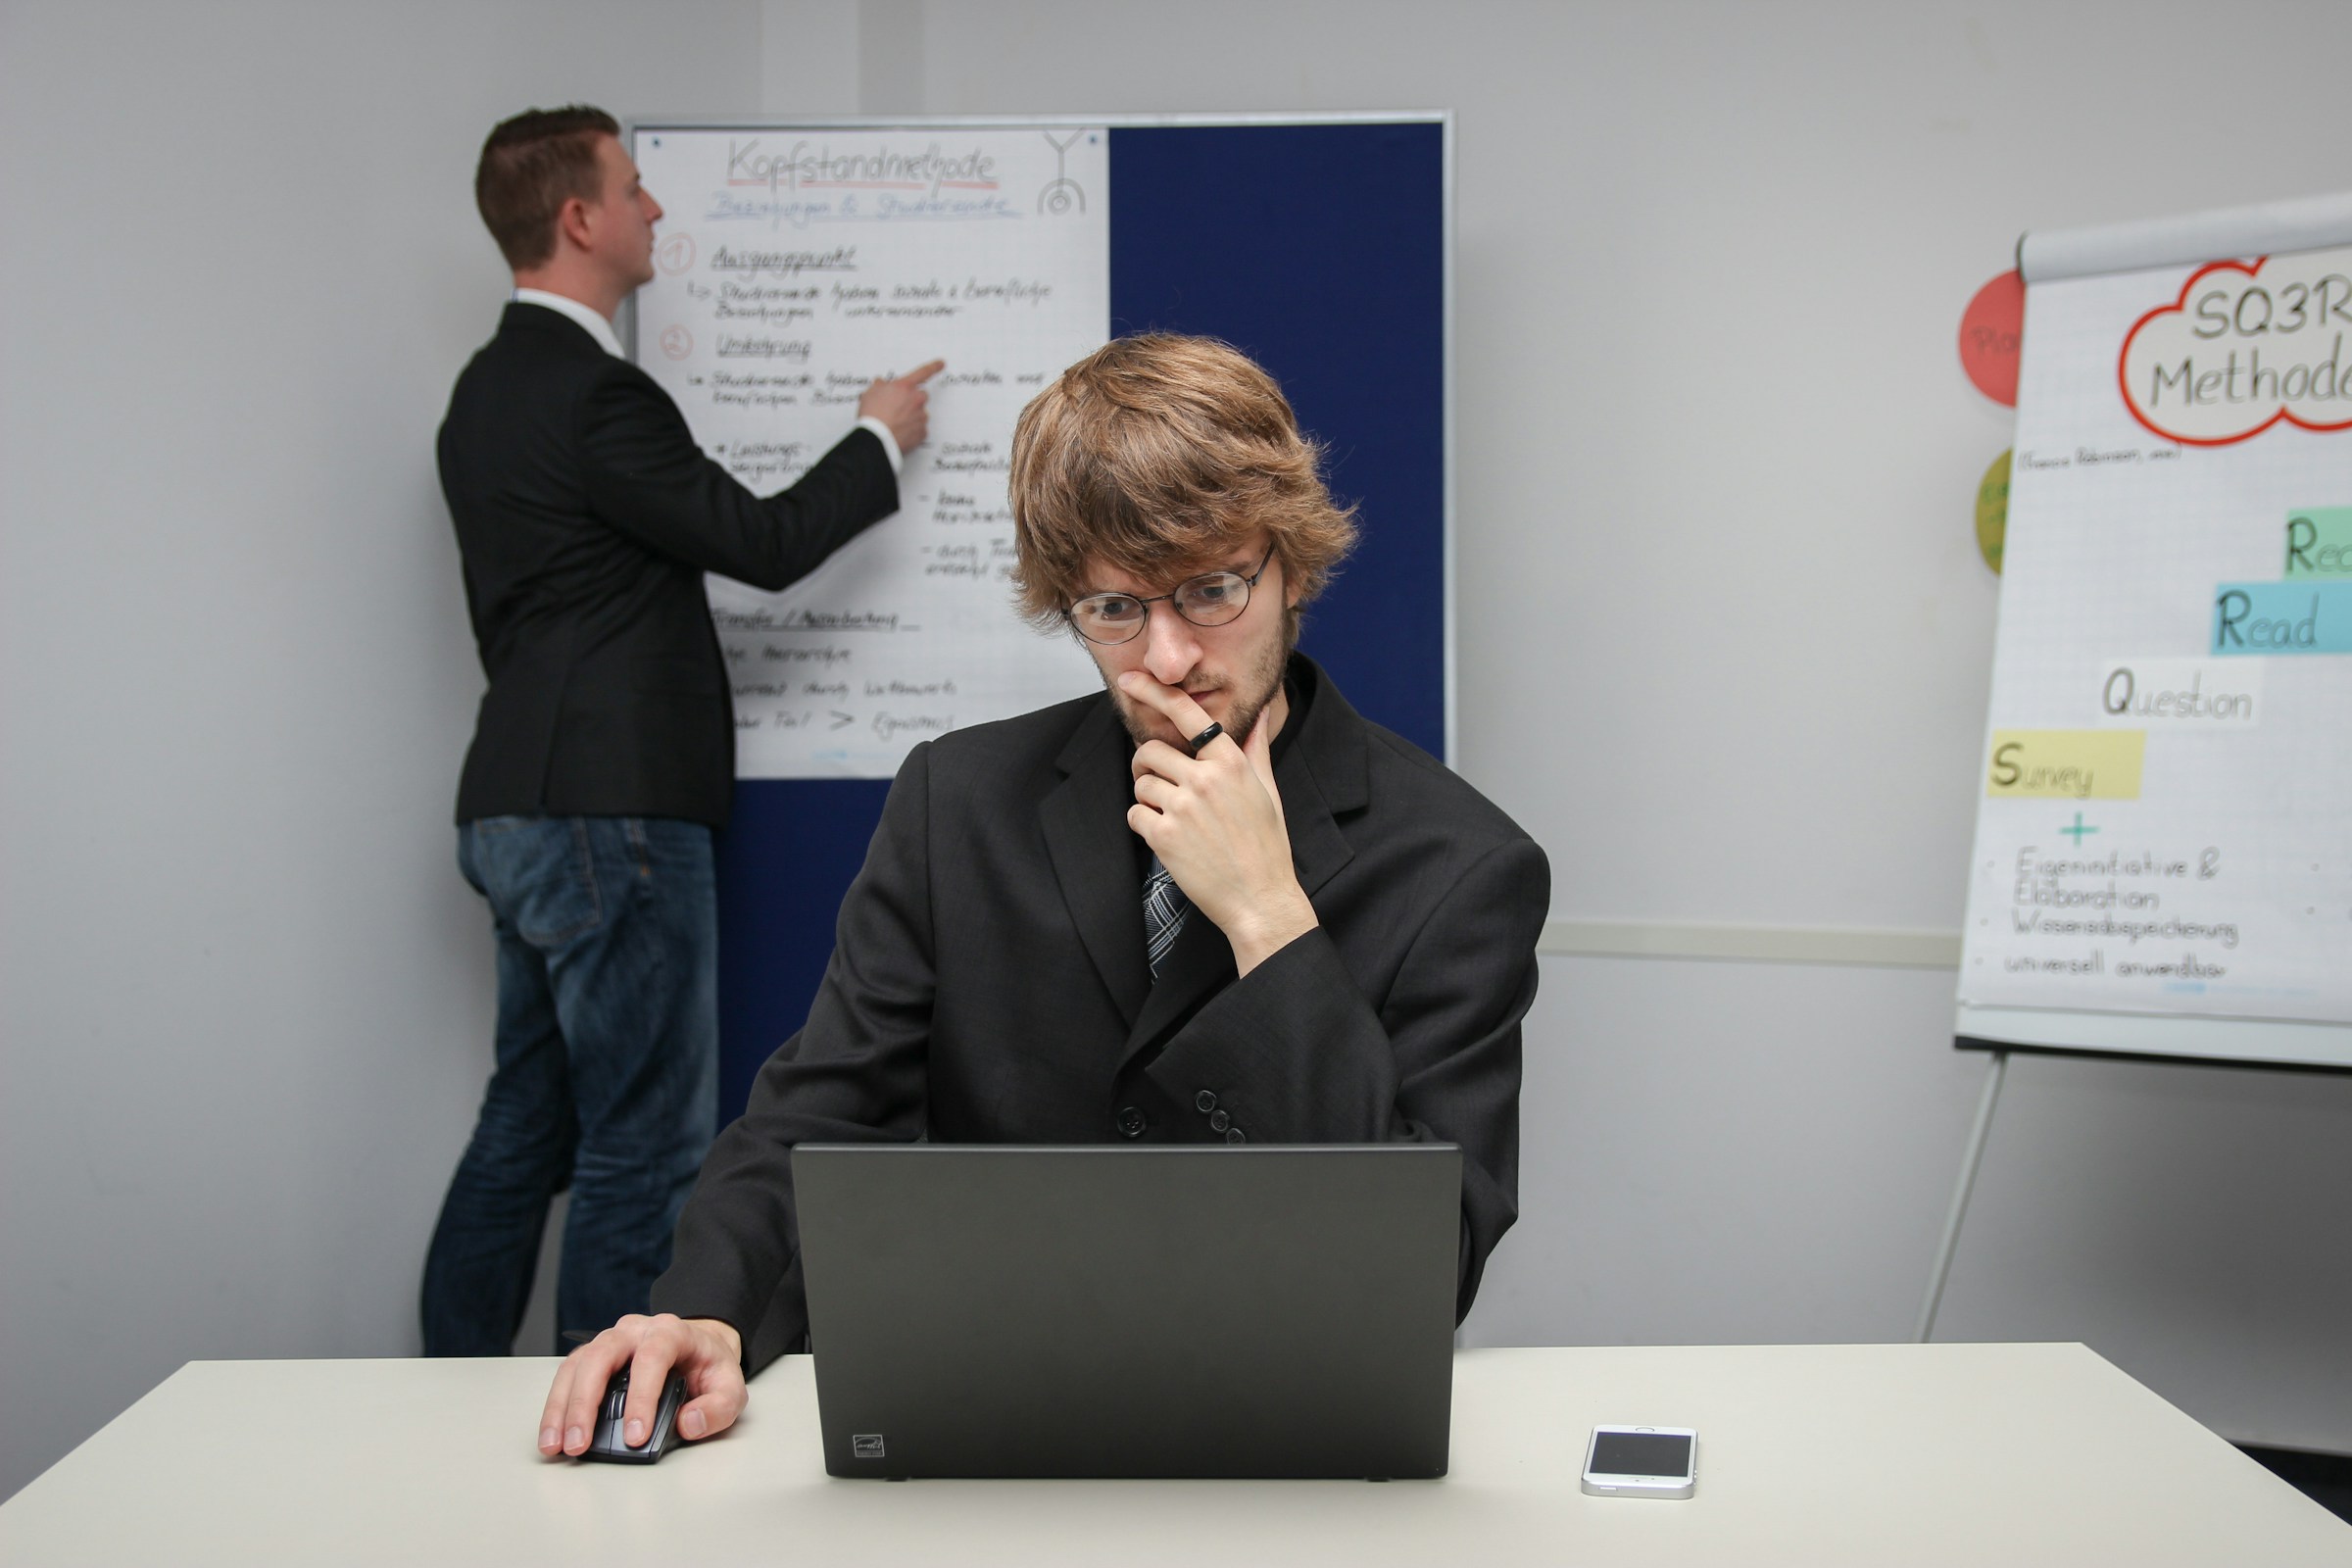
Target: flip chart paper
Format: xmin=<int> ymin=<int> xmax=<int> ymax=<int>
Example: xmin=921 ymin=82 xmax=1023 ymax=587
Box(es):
xmin=631 ymin=125 xmax=1111 ymax=777
xmin=1958 ymin=242 xmax=2352 ymax=1033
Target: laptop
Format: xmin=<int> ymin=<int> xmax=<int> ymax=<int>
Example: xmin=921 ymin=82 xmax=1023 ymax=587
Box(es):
xmin=791 ymin=1143 xmax=1462 ymax=1480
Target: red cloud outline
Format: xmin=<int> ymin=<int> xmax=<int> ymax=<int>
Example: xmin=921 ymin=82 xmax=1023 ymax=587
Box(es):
xmin=2117 ymin=254 xmax=2352 ymax=447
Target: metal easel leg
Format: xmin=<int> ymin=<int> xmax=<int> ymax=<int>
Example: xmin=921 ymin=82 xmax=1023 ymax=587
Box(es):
xmin=1915 ymin=1049 xmax=2010 ymax=1344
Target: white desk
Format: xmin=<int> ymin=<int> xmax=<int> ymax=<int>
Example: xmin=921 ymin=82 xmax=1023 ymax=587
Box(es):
xmin=1 ymin=1345 xmax=2342 ymax=1565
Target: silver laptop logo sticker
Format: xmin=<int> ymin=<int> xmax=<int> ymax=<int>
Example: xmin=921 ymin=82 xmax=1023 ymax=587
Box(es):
xmin=852 ymin=1433 xmax=887 ymax=1459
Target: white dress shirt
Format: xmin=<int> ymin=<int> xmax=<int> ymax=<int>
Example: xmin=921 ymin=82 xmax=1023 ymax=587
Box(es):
xmin=511 ymin=287 xmax=904 ymax=472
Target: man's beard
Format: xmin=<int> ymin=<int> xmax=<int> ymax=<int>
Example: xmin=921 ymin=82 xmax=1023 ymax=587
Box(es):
xmin=1109 ymin=628 xmax=1293 ymax=753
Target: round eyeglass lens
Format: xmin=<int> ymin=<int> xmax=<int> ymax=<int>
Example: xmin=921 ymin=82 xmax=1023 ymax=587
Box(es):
xmin=1071 ymin=595 xmax=1146 ymax=643
xmin=1176 ymin=573 xmax=1249 ymax=623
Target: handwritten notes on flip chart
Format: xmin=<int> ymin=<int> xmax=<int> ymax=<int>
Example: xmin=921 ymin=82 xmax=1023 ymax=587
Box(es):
xmin=1957 ymin=245 xmax=2352 ymax=1029
xmin=630 ymin=125 xmax=1111 ymax=777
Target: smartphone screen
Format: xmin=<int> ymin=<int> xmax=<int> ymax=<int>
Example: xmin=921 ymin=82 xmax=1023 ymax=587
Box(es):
xmin=1590 ymin=1430 xmax=1693 ymax=1477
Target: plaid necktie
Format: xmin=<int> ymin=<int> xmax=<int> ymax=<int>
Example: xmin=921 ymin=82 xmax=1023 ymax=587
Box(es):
xmin=1143 ymin=855 xmax=1190 ymax=980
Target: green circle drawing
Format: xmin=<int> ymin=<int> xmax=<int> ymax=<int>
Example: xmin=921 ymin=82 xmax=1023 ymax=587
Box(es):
xmin=1976 ymin=449 xmax=2010 ymax=574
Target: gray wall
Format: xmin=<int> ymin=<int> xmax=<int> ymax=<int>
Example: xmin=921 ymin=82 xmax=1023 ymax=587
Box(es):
xmin=2 ymin=0 xmax=2348 ymax=1506
xmin=0 ymin=0 xmax=763 ymax=1503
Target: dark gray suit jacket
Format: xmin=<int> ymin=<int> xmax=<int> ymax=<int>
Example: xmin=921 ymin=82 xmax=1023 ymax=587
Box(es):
xmin=652 ymin=655 xmax=1549 ymax=1369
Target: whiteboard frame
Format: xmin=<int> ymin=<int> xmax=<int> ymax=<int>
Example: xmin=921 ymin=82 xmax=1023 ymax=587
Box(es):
xmin=622 ymin=111 xmax=1459 ymax=764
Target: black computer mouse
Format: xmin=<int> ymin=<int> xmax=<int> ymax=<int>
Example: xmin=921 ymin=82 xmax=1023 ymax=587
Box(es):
xmin=583 ymin=1364 xmax=691 ymax=1464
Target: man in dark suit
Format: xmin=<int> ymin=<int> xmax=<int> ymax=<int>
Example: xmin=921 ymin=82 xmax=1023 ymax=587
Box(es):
xmin=535 ymin=335 xmax=1548 ymax=1459
xmin=423 ymin=106 xmax=942 ymax=1356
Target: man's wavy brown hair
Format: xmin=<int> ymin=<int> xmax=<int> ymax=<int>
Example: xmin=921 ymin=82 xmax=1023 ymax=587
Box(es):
xmin=1008 ymin=335 xmax=1357 ymax=633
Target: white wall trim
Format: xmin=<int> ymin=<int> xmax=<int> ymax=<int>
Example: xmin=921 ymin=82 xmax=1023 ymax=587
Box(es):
xmin=1542 ymin=920 xmax=1962 ymax=970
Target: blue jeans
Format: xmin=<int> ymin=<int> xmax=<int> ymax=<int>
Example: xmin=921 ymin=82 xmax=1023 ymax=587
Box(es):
xmin=421 ymin=816 xmax=718 ymax=1355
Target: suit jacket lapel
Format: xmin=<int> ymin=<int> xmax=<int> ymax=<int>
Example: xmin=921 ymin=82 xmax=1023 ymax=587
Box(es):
xmin=1277 ymin=653 xmax=1366 ymax=902
xmin=1280 ymin=749 xmax=1356 ymax=903
xmin=1041 ymin=698 xmax=1151 ymax=1028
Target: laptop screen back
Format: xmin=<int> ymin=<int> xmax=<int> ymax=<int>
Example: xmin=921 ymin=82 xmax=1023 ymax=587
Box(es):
xmin=792 ymin=1144 xmax=1461 ymax=1479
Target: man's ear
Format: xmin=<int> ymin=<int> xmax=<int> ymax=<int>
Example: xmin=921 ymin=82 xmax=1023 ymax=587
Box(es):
xmin=555 ymin=194 xmax=596 ymax=255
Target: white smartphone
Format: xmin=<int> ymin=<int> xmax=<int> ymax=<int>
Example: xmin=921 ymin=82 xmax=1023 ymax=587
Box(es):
xmin=1581 ymin=1425 xmax=1698 ymax=1498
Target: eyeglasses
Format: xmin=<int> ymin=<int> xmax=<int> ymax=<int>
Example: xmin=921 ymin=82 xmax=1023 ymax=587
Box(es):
xmin=1062 ymin=545 xmax=1278 ymax=646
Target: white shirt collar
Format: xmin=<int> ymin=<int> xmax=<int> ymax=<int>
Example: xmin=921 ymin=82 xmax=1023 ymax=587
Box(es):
xmin=513 ymin=288 xmax=624 ymax=359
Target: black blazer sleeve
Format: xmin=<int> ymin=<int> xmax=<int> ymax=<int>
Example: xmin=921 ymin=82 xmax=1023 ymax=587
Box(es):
xmin=651 ymin=741 xmax=940 ymax=1364
xmin=579 ymin=368 xmax=897 ymax=591
xmin=1140 ymin=835 xmax=1548 ymax=1320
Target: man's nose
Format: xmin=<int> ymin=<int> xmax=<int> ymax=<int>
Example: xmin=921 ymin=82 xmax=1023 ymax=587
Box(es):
xmin=1141 ymin=603 xmax=1200 ymax=685
xmin=645 ymin=189 xmax=664 ymax=222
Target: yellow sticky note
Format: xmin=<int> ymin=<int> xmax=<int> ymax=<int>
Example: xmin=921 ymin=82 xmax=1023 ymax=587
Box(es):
xmin=1985 ymin=730 xmax=2144 ymax=799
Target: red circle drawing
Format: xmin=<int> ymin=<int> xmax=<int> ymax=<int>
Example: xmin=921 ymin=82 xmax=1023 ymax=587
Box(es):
xmin=1958 ymin=270 xmax=2024 ymax=406
xmin=660 ymin=325 xmax=693 ymax=360
xmin=656 ymin=232 xmax=696 ymax=276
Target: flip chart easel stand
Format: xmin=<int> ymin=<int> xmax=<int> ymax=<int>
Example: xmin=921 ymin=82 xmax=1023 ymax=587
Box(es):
xmin=1915 ymin=1048 xmax=2009 ymax=1343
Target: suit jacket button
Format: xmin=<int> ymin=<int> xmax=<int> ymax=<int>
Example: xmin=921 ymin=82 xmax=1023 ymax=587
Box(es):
xmin=1116 ymin=1106 xmax=1148 ymax=1139
xmin=1208 ymin=1109 xmax=1230 ymax=1133
xmin=1195 ymin=1090 xmax=1217 ymax=1113
xmin=1225 ymin=1126 xmax=1246 ymax=1144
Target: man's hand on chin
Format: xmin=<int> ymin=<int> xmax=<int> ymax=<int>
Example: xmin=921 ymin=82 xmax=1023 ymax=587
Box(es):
xmin=1119 ymin=671 xmax=1317 ymax=976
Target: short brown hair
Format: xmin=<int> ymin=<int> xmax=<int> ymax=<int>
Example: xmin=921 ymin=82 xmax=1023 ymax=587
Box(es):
xmin=474 ymin=106 xmax=620 ymax=270
xmin=1007 ymin=334 xmax=1357 ymax=632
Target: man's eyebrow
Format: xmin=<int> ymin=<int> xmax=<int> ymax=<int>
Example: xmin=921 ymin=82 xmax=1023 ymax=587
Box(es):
xmin=1078 ymin=551 xmax=1256 ymax=598
xmin=1184 ymin=550 xmax=1259 ymax=577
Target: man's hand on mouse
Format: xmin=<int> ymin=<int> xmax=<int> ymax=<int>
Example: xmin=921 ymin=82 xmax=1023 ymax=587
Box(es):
xmin=540 ymin=1313 xmax=745 ymax=1458
xmin=1120 ymin=671 xmax=1317 ymax=977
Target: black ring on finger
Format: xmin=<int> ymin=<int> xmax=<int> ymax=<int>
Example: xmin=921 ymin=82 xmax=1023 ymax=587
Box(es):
xmin=1186 ymin=721 xmax=1223 ymax=757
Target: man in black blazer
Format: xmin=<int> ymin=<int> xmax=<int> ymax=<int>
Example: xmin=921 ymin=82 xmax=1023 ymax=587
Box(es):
xmin=423 ymin=106 xmax=941 ymax=1355
xmin=536 ymin=335 xmax=1547 ymax=1459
